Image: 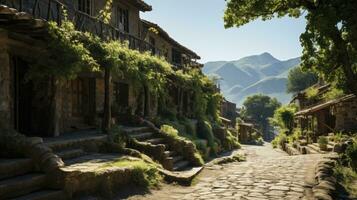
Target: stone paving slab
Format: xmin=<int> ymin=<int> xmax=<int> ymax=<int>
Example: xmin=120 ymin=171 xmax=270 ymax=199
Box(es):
xmin=128 ymin=144 xmax=328 ymax=200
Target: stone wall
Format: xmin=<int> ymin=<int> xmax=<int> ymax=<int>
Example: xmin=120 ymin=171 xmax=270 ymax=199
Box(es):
xmin=145 ymin=30 xmax=173 ymax=62
xmin=0 ymin=31 xmax=11 ymax=129
xmin=333 ymin=97 xmax=357 ymax=132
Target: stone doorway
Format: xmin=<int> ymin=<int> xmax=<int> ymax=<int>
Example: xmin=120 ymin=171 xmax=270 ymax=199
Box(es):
xmin=12 ymin=57 xmax=53 ymax=137
xmin=12 ymin=57 xmax=33 ymax=136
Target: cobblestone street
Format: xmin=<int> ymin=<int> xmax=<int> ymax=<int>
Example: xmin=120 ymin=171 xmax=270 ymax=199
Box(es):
xmin=128 ymin=144 xmax=327 ymax=200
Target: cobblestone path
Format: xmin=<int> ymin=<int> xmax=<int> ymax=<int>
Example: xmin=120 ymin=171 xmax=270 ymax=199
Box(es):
xmin=128 ymin=144 xmax=327 ymax=200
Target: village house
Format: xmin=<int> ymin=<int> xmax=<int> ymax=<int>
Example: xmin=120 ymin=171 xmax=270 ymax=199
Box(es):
xmin=0 ymin=0 xmax=201 ymax=137
xmin=220 ymin=98 xmax=238 ymax=128
xmin=292 ymin=84 xmax=357 ymax=139
xmin=0 ymin=0 xmax=213 ymax=199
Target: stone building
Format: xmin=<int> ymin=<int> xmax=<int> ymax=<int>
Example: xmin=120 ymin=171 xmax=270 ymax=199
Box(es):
xmin=293 ymin=84 xmax=357 ymax=137
xmin=220 ymin=98 xmax=238 ymax=127
xmin=0 ymin=0 xmax=200 ymax=137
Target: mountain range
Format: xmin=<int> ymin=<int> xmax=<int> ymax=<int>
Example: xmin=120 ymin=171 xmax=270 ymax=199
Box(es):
xmin=203 ymin=53 xmax=300 ymax=107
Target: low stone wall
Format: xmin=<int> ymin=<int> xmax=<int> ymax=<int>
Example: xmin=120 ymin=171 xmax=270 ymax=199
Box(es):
xmin=0 ymin=129 xmax=64 ymax=173
xmin=312 ymin=159 xmax=337 ymax=200
xmin=143 ymin=120 xmax=203 ymax=166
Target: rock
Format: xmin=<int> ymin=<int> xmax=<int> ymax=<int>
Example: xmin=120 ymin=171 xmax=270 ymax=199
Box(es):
xmin=314 ymin=190 xmax=333 ymax=200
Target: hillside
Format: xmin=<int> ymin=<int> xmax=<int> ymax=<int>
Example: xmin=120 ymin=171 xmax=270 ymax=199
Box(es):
xmin=204 ymin=53 xmax=300 ymax=106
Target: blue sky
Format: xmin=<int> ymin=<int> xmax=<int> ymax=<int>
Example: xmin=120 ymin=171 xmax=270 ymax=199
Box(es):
xmin=141 ymin=0 xmax=307 ymax=63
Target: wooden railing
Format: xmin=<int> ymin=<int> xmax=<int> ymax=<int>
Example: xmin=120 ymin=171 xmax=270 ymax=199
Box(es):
xmin=0 ymin=0 xmax=161 ymax=54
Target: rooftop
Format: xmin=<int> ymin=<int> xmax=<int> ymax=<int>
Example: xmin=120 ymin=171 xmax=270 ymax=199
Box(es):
xmin=141 ymin=19 xmax=200 ymax=59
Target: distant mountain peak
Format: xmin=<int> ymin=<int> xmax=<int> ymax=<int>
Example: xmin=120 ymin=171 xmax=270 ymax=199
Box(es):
xmin=203 ymin=53 xmax=301 ymax=106
xmin=259 ymin=52 xmax=279 ymax=60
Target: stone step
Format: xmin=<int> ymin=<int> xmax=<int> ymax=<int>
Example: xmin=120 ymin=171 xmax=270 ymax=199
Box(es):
xmin=56 ymin=148 xmax=86 ymax=160
xmin=122 ymin=126 xmax=152 ymax=134
xmin=146 ymin=138 xmax=165 ymax=145
xmin=306 ymin=145 xmax=320 ymax=154
xmin=0 ymin=173 xmax=46 ymax=199
xmin=308 ymin=144 xmax=321 ymax=152
xmin=129 ymin=132 xmax=155 ymax=141
xmin=172 ymin=156 xmax=184 ymax=163
xmin=173 ymin=160 xmax=190 ymax=171
xmin=44 ymin=134 xmax=107 ymax=152
xmin=13 ymin=190 xmax=66 ymax=200
xmin=164 ymin=151 xmax=176 ymax=157
xmin=0 ymin=159 xmax=33 ymax=180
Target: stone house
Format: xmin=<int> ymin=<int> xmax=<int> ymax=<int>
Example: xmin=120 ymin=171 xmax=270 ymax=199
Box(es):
xmin=0 ymin=0 xmax=201 ymax=137
xmin=293 ymin=84 xmax=357 ymax=137
xmin=220 ymin=98 xmax=238 ymax=127
xmin=140 ymin=19 xmax=202 ymax=118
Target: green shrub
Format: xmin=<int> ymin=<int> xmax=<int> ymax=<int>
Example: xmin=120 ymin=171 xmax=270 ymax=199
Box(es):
xmin=318 ymin=136 xmax=328 ymax=150
xmin=345 ymin=137 xmax=357 ymax=172
xmin=272 ymin=133 xmax=287 ymax=148
xmin=109 ymin=126 xmax=127 ymax=148
xmin=160 ymin=125 xmax=180 ymax=139
xmin=104 ymin=159 xmax=162 ymax=188
xmin=197 ymin=120 xmax=216 ymax=148
xmin=224 ymin=130 xmax=241 ymax=150
xmin=256 ymin=137 xmax=264 ymax=145
xmin=334 ymin=165 xmax=357 ymax=197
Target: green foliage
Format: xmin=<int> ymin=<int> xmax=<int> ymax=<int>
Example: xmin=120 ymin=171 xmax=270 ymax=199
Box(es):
xmin=241 ymin=94 xmax=281 ymax=135
xmin=197 ymin=120 xmax=216 ymax=148
xmin=29 ymin=21 xmax=100 ymax=79
xmin=334 ymin=165 xmax=357 ymax=198
xmin=287 ymin=66 xmax=318 ymax=94
xmin=318 ymin=136 xmax=328 ymax=150
xmin=160 ymin=125 xmax=180 ymax=139
xmin=29 ymin=20 xmax=221 ymax=121
xmin=270 ymin=104 xmax=297 ymax=134
xmin=224 ymin=130 xmax=241 ymax=150
xmin=224 ymin=0 xmax=357 ymax=95
xmin=345 ymin=137 xmax=357 ymax=172
xmin=206 ymin=93 xmax=223 ymax=121
xmin=287 ymin=129 xmax=302 ymax=144
xmin=104 ymin=159 xmax=162 ymax=188
xmin=305 ymin=87 xmax=319 ymax=100
xmin=256 ymin=137 xmax=264 ymax=146
xmin=272 ymin=133 xmax=287 ymax=148
xmin=108 ymin=126 xmax=127 ymax=148
xmin=323 ymin=87 xmax=345 ymax=101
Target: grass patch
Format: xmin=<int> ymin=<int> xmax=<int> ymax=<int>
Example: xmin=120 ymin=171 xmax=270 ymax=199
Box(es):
xmin=334 ymin=165 xmax=357 ymax=198
xmin=103 ymin=158 xmax=162 ymax=188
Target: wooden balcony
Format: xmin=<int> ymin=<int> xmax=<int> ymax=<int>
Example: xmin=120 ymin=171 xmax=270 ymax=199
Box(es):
xmin=0 ymin=0 xmax=160 ymax=54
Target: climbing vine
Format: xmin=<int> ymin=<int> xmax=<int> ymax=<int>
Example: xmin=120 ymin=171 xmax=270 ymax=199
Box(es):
xmin=29 ymin=19 xmax=221 ymax=122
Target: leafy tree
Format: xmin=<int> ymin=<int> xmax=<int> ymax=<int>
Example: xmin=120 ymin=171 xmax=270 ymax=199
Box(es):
xmin=241 ymin=94 xmax=281 ymax=137
xmin=287 ymin=66 xmax=318 ymax=94
xmin=270 ymin=104 xmax=297 ymax=134
xmin=224 ymin=0 xmax=357 ymax=95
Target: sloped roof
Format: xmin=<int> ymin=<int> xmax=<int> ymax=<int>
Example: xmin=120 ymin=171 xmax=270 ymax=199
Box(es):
xmin=295 ymin=94 xmax=356 ymax=116
xmin=141 ymin=19 xmax=200 ymax=59
xmin=130 ymin=0 xmax=152 ymax=11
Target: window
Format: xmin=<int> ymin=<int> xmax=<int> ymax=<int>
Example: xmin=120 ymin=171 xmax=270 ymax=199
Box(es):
xmin=78 ymin=0 xmax=92 ymax=15
xmin=149 ymin=37 xmax=156 ymax=55
xmin=117 ymin=7 xmax=129 ymax=32
xmin=172 ymin=49 xmax=182 ymax=65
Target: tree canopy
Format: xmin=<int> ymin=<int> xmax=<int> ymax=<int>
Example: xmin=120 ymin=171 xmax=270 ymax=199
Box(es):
xmin=270 ymin=104 xmax=297 ymax=134
xmin=241 ymin=94 xmax=281 ymax=136
xmin=287 ymin=66 xmax=318 ymax=94
xmin=224 ymin=0 xmax=357 ymax=95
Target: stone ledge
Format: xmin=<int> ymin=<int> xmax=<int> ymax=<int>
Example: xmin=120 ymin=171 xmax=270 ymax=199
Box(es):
xmin=311 ymin=156 xmax=338 ymax=200
xmin=158 ymin=167 xmax=203 ymax=185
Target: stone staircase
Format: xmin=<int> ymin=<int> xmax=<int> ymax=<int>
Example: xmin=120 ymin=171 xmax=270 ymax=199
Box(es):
xmin=0 ymin=158 xmax=65 ymax=200
xmin=43 ymin=130 xmax=107 ymax=165
xmin=122 ymin=126 xmax=192 ymax=171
